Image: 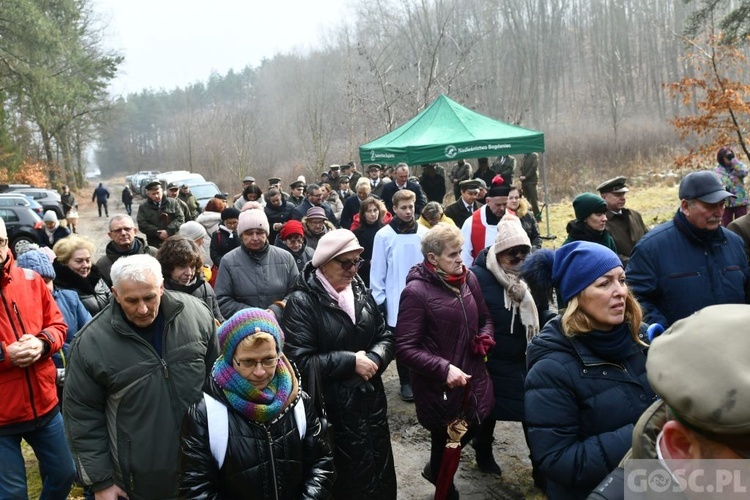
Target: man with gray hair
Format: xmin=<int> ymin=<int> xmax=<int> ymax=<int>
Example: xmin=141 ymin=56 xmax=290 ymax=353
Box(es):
xmin=380 ymin=163 xmax=426 ymax=215
xmin=64 ymin=254 xmax=218 ymax=500
xmin=96 ymin=214 xmax=158 ymax=286
xmin=626 ymin=170 xmax=749 ymax=328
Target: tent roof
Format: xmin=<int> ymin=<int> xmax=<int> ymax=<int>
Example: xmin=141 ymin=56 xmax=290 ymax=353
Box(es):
xmin=359 ymin=94 xmax=545 ymax=165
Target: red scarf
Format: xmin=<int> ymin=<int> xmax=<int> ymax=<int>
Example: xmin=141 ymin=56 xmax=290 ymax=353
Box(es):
xmin=424 ymin=260 xmax=467 ymax=288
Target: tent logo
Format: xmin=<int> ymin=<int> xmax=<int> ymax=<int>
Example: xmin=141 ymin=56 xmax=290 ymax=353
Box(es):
xmin=370 ymin=150 xmax=376 ymax=162
xmin=444 ymin=145 xmax=458 ymax=158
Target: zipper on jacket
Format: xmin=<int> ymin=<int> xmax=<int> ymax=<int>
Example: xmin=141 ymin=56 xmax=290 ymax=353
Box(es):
xmin=266 ymin=427 xmax=279 ymax=500
xmin=161 ymin=358 xmax=169 ymax=378
xmin=1 ymin=292 xmax=39 ymax=422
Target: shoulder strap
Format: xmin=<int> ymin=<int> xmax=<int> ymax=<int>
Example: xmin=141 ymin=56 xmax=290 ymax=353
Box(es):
xmin=294 ymin=398 xmax=306 ymax=440
xmin=204 ymin=392 xmax=228 ymax=469
xmin=204 ymin=392 xmax=307 ymax=470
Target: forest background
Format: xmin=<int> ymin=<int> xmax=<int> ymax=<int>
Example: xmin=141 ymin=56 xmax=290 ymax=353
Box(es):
xmin=2 ymin=0 xmax=750 ymax=202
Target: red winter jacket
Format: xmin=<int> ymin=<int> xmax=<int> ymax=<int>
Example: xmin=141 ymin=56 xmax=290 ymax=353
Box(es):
xmin=0 ymin=251 xmax=67 ymax=428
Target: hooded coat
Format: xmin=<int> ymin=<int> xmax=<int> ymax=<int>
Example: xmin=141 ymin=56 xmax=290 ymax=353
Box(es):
xmin=281 ymin=264 xmax=397 ymax=499
xmin=96 ymin=236 xmax=158 ymax=287
xmin=395 ymin=262 xmax=494 ymax=432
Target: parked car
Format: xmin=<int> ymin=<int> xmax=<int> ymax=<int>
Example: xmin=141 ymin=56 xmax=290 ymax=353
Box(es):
xmin=188 ymin=182 xmax=221 ymax=209
xmin=0 ymin=206 xmax=42 ymax=256
xmin=0 ymin=194 xmax=44 ymax=215
xmin=129 ymin=170 xmax=161 ymax=192
xmin=8 ymin=188 xmax=65 ymax=218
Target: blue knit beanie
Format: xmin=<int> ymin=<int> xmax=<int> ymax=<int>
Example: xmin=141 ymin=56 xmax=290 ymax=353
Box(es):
xmin=17 ymin=249 xmax=56 ymax=280
xmin=216 ymin=308 xmax=284 ymax=357
xmin=553 ymin=241 xmax=622 ymax=304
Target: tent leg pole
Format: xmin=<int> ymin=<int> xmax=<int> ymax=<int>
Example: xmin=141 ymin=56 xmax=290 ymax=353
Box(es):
xmin=541 ymin=154 xmax=552 ymax=240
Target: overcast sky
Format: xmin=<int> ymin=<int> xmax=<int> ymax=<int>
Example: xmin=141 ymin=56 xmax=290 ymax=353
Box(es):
xmin=94 ymin=0 xmax=350 ymax=96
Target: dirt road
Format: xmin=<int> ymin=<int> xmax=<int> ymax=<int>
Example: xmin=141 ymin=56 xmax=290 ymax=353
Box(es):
xmin=74 ymin=182 xmax=545 ymax=500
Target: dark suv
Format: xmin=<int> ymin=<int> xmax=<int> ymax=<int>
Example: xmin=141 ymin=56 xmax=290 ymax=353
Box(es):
xmin=8 ymin=188 xmax=65 ymax=218
xmin=0 ymin=206 xmax=43 ymax=255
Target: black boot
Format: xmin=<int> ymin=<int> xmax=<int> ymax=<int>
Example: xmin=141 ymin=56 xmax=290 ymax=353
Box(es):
xmin=472 ymin=420 xmax=502 ymax=475
xmin=471 ymin=438 xmax=502 ymax=475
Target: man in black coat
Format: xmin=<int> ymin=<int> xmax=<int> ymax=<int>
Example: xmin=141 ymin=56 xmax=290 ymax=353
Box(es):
xmin=419 ymin=164 xmax=446 ymax=203
xmin=444 ymin=180 xmax=480 ymax=229
xmin=290 ymin=184 xmax=339 ymax=227
xmin=381 ymin=163 xmax=426 ymax=215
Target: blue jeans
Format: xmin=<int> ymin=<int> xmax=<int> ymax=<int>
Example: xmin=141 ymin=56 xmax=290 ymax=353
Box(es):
xmin=0 ymin=412 xmax=76 ymax=500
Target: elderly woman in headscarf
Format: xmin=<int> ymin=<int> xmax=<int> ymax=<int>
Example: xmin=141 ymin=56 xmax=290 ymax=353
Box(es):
xmin=156 ymin=236 xmax=223 ymax=323
xmin=180 ymin=308 xmax=335 ymax=498
xmin=521 ymin=241 xmax=654 ymax=499
xmin=281 ymin=229 xmax=397 ymax=499
xmin=469 ymin=213 xmax=550 ymax=488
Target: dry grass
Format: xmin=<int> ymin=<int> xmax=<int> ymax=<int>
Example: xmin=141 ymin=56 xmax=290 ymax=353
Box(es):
xmin=538 ymin=183 xmax=680 ymax=249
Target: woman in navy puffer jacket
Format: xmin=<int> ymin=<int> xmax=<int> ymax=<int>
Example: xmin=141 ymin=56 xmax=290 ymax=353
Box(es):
xmin=521 ymin=241 xmax=655 ymax=500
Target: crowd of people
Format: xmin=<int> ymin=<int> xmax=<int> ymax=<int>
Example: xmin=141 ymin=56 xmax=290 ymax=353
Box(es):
xmin=4 ymin=149 xmax=750 ymax=500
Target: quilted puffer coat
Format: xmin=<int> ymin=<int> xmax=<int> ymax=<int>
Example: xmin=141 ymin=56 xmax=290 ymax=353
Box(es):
xmin=395 ymin=262 xmax=494 ymax=432
xmin=281 ymin=264 xmax=397 ymax=499
xmin=179 ymin=374 xmax=335 ymax=499
xmin=525 ymin=317 xmax=655 ymax=500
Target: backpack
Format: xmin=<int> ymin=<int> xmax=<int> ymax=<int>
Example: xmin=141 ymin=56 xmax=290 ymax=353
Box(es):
xmin=203 ymin=392 xmax=306 ymax=469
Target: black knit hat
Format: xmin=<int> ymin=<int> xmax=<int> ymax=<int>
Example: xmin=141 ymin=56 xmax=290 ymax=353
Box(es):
xmin=487 ymin=175 xmax=510 ymax=198
xmin=221 ymin=207 xmax=241 ymax=221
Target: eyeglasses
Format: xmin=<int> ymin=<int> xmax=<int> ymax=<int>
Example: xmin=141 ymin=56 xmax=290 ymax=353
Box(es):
xmin=286 ymin=236 xmax=304 ymax=243
xmin=335 ymin=257 xmax=364 ymax=271
xmin=503 ymin=246 xmax=530 ymax=258
xmin=110 ymin=227 xmax=134 ymax=233
xmin=0 ymin=238 xmax=7 ymax=248
xmin=233 ymin=357 xmax=278 ymax=369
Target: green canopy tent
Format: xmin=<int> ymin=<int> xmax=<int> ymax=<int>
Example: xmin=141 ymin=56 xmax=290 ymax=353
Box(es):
xmin=359 ymin=94 xmax=552 ymax=236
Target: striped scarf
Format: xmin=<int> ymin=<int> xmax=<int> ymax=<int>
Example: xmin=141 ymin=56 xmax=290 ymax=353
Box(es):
xmin=212 ymin=353 xmax=294 ymax=423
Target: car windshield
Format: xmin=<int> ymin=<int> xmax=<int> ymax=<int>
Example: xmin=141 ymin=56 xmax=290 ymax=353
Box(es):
xmin=190 ymin=184 xmax=220 ymax=199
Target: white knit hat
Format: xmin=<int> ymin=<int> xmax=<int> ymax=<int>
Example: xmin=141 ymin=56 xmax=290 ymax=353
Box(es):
xmin=178 ymin=221 xmax=207 ymax=241
xmin=43 ymin=210 xmax=58 ymax=223
xmin=494 ymin=213 xmax=531 ymax=253
xmin=237 ymin=208 xmax=269 ymax=235
xmin=311 ymin=229 xmax=363 ymax=267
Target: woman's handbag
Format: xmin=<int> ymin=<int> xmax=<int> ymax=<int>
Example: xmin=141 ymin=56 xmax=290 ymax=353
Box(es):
xmin=305 ymin=356 xmax=334 ymax=449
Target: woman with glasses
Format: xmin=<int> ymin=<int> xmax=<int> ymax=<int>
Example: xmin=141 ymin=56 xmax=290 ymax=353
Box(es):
xmin=521 ymin=241 xmax=654 ymax=499
xmin=469 ymin=214 xmax=550 ymax=489
xmin=563 ymin=193 xmax=617 ymax=252
xmin=282 ymin=229 xmax=397 ymax=499
xmin=52 ymin=235 xmax=111 ymax=315
xmin=180 ymin=308 xmax=335 ymax=498
xmin=276 ymin=220 xmax=314 ymax=272
xmin=396 ymin=224 xmax=495 ymax=500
